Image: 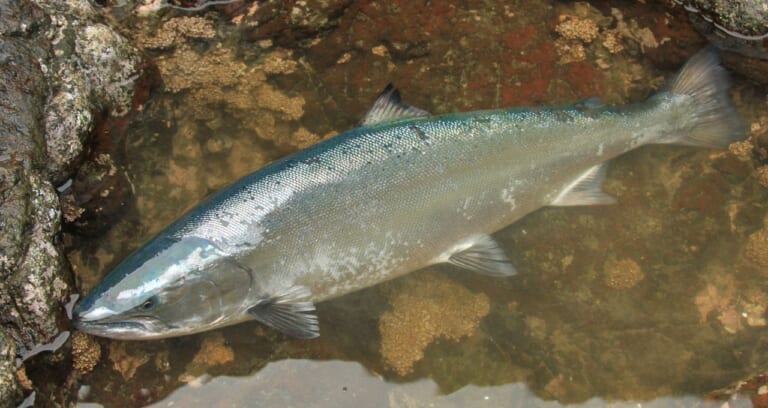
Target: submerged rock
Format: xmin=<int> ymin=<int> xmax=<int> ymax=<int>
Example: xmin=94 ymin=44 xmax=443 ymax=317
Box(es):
xmin=674 ymin=0 xmax=768 ymax=41
xmin=71 ymin=332 xmax=101 ymax=375
xmin=183 ymin=332 xmax=235 ymax=378
xmin=745 ymin=223 xmax=768 ymax=267
xmin=379 ymin=273 xmax=490 ymax=376
xmin=62 ymin=153 xmax=133 ymax=236
xmin=109 ymin=341 xmax=150 ymax=381
xmin=231 ymin=0 xmax=355 ymax=46
xmin=673 ymin=0 xmax=768 ymax=83
xmin=138 ymin=16 xmax=216 ymax=50
xmin=603 ymin=258 xmax=645 ymax=289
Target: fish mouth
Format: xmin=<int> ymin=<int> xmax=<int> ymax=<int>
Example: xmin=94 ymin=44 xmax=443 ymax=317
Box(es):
xmin=76 ymin=320 xmax=146 ymax=330
xmin=73 ymin=312 xmax=169 ymax=340
xmin=74 ymin=319 xmax=151 ymax=338
xmin=78 ymin=321 xmax=178 ymax=340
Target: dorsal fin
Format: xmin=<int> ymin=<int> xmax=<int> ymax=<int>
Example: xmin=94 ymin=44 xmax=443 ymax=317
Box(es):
xmin=360 ymin=83 xmax=430 ymax=126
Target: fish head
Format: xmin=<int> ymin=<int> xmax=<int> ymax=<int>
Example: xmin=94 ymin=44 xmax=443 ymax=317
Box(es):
xmin=73 ymin=236 xmax=253 ymax=339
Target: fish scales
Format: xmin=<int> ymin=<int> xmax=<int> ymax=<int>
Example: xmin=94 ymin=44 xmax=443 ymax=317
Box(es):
xmin=193 ymin=106 xmax=651 ymax=300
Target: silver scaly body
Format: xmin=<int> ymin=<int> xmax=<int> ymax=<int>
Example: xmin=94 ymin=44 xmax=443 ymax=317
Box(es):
xmin=193 ymin=99 xmax=672 ymax=300
xmin=74 ymin=48 xmax=744 ymax=340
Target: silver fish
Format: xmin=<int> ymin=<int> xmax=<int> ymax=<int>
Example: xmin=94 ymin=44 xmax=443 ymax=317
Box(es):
xmin=74 ymin=48 xmax=744 ymax=339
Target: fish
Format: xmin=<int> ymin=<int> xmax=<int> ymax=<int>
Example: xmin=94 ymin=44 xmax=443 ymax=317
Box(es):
xmin=73 ymin=48 xmax=744 ymax=340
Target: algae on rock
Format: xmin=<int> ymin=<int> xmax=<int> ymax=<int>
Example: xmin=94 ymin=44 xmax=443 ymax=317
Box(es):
xmin=379 ymin=273 xmax=490 ymax=376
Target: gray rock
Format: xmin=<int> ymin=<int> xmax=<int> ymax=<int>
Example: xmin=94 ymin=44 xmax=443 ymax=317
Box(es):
xmin=0 ymin=2 xmax=52 ymax=349
xmin=0 ymin=0 xmax=145 ymax=406
xmin=7 ymin=171 xmax=70 ymax=344
xmin=0 ymin=329 xmax=21 ymax=405
xmin=676 ymin=0 xmax=768 ymax=79
xmin=676 ymin=0 xmax=768 ymax=40
xmin=35 ymin=0 xmax=143 ymax=183
xmin=673 ymin=0 xmax=768 ymax=83
xmin=0 ymin=0 xmax=45 ymax=37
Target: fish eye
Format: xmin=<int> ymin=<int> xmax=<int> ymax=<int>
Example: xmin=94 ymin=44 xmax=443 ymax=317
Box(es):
xmin=140 ymin=297 xmax=157 ymax=311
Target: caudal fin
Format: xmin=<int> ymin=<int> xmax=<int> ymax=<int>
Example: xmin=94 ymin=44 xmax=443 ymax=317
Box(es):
xmin=660 ymin=47 xmax=746 ymax=148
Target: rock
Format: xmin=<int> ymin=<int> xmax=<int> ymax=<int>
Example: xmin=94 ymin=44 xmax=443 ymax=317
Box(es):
xmin=8 ymin=172 xmax=69 ymax=342
xmin=38 ymin=2 xmax=144 ymax=183
xmin=108 ymin=342 xmax=149 ymax=381
xmin=184 ymin=332 xmax=235 ymax=377
xmin=232 ymin=0 xmax=355 ymax=46
xmin=0 ymin=329 xmax=21 ymax=404
xmin=603 ymin=258 xmax=645 ymax=289
xmin=721 ymin=50 xmax=768 ymax=84
xmin=379 ymin=273 xmax=490 ymax=376
xmin=675 ymin=0 xmax=768 ymax=41
xmin=755 ymin=166 xmax=768 ymax=188
xmin=695 ymin=278 xmax=737 ymax=329
xmin=673 ymin=1 xmax=768 ymax=83
xmin=0 ymin=0 xmax=146 ymax=406
xmin=745 ymin=225 xmax=768 ymax=267
xmin=62 ymin=153 xmax=133 ymax=236
xmin=0 ymin=0 xmax=45 ymax=36
xmin=0 ymin=0 xmax=56 ymax=347
xmin=138 ymin=16 xmax=216 ymax=50
xmin=71 ymin=332 xmax=101 ymax=375
xmin=707 ymin=373 xmax=768 ymax=406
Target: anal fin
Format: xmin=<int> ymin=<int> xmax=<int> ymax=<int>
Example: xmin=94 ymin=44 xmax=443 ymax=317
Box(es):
xmin=550 ymin=163 xmax=616 ymax=206
xmin=442 ymin=234 xmax=517 ymax=277
xmin=247 ymin=285 xmax=319 ymax=339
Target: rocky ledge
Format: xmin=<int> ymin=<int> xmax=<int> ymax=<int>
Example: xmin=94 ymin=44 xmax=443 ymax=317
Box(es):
xmin=0 ymin=0 xmax=145 ymax=405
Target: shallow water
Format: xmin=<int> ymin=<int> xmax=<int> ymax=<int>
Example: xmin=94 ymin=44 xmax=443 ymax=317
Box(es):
xmin=66 ymin=0 xmax=768 ymax=407
xmin=78 ymin=359 xmax=737 ymax=407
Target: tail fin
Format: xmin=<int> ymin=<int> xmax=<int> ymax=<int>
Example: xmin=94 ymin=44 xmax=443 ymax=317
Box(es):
xmin=659 ymin=47 xmax=746 ymax=148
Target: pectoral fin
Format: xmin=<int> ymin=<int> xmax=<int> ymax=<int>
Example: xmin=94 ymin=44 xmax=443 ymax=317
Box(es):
xmin=441 ymin=234 xmax=517 ymax=277
xmin=550 ymin=163 xmax=616 ymax=206
xmin=247 ymin=285 xmax=319 ymax=339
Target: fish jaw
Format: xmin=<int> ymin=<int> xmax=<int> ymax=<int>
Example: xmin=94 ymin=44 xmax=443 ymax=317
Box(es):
xmin=72 ymin=305 xmax=231 ymax=340
xmin=72 ymin=310 xmax=169 ymax=340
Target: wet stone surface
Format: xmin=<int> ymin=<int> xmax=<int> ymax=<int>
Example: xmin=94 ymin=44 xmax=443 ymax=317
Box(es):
xmin=672 ymin=0 xmax=768 ymax=83
xmin=0 ymin=330 xmax=22 ymax=404
xmin=1 ymin=0 xmax=148 ymax=406
xmin=0 ymin=2 xmax=52 ymax=403
xmin=675 ymin=0 xmax=768 ymax=39
xmin=53 ymin=0 xmax=768 ymax=407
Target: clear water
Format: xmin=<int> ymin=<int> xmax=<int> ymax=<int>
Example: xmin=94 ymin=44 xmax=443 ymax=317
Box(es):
xmin=68 ymin=1 xmax=768 ymax=407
